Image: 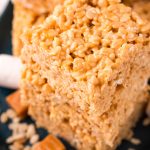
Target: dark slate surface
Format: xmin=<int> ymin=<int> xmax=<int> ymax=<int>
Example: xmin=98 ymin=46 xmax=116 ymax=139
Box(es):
xmin=0 ymin=2 xmax=150 ymax=150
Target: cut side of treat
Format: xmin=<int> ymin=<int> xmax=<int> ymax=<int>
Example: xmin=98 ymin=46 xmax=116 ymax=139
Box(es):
xmin=21 ymin=0 xmax=150 ymax=150
xmin=33 ymin=135 xmax=65 ymax=150
xmin=6 ymin=91 xmax=28 ymax=117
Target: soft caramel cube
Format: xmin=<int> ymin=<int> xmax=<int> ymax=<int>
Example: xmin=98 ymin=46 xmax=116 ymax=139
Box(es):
xmin=6 ymin=91 xmax=28 ymax=117
xmin=33 ymin=135 xmax=65 ymax=150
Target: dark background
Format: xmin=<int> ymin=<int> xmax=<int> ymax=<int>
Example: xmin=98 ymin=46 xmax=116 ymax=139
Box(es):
xmin=0 ymin=2 xmax=150 ymax=150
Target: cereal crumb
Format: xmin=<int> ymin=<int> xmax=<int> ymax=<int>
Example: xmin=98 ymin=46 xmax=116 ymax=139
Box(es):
xmin=6 ymin=134 xmax=25 ymax=144
xmin=130 ymin=137 xmax=141 ymax=145
xmin=6 ymin=109 xmax=17 ymax=119
xmin=24 ymin=145 xmax=31 ymax=150
xmin=128 ymin=148 xmax=136 ymax=150
xmin=143 ymin=118 xmax=150 ymax=126
xmin=0 ymin=112 xmax=8 ymax=123
xmin=29 ymin=134 xmax=39 ymax=144
xmin=1 ymin=109 xmax=40 ymax=150
xmin=12 ymin=117 xmax=21 ymax=123
xmin=9 ymin=141 xmax=24 ymax=150
xmin=26 ymin=124 xmax=36 ymax=138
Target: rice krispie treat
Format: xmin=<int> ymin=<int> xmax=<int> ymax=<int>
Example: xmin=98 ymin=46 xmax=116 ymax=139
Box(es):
xmin=12 ymin=0 xmax=64 ymax=56
xmin=21 ymin=0 xmax=150 ymax=150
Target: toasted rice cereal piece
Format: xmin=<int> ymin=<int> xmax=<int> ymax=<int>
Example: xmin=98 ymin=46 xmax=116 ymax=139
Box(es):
xmin=6 ymin=109 xmax=17 ymax=119
xmin=143 ymin=117 xmax=150 ymax=126
xmin=26 ymin=124 xmax=36 ymax=138
xmin=9 ymin=141 xmax=24 ymax=150
xmin=24 ymin=146 xmax=32 ymax=150
xmin=29 ymin=134 xmax=39 ymax=144
xmin=7 ymin=134 xmax=26 ymax=144
xmin=12 ymin=117 xmax=21 ymax=123
xmin=0 ymin=112 xmax=8 ymax=123
xmin=128 ymin=148 xmax=135 ymax=150
xmin=130 ymin=137 xmax=141 ymax=145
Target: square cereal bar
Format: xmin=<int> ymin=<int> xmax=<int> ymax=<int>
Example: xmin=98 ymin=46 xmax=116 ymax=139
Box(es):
xmin=21 ymin=0 xmax=150 ymax=149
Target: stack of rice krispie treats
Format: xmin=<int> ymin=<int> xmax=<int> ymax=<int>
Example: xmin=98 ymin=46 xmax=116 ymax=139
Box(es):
xmin=12 ymin=0 xmax=150 ymax=150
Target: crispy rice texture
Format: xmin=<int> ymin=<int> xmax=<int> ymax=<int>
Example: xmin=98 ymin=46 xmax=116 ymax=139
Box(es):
xmin=12 ymin=0 xmax=150 ymax=56
xmin=15 ymin=0 xmax=64 ymax=14
xmin=21 ymin=0 xmax=150 ymax=150
xmin=12 ymin=0 xmax=64 ymax=56
xmin=124 ymin=0 xmax=150 ymax=21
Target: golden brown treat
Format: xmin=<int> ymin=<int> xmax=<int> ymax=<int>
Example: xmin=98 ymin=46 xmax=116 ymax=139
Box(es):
xmin=21 ymin=0 xmax=150 ymax=150
xmin=12 ymin=0 xmax=64 ymax=56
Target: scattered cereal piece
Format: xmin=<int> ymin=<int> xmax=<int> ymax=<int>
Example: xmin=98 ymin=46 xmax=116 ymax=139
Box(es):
xmin=6 ymin=136 xmax=15 ymax=144
xmin=1 ymin=108 xmax=40 ymax=150
xmin=6 ymin=134 xmax=25 ymax=144
xmin=130 ymin=137 xmax=141 ymax=145
xmin=30 ymin=134 xmax=39 ymax=144
xmin=6 ymin=91 xmax=28 ymax=117
xmin=26 ymin=124 xmax=36 ymax=138
xmin=12 ymin=117 xmax=21 ymax=123
xmin=143 ymin=118 xmax=150 ymax=126
xmin=0 ymin=112 xmax=8 ymax=123
xmin=18 ymin=123 xmax=28 ymax=133
xmin=24 ymin=145 xmax=32 ymax=150
xmin=128 ymin=148 xmax=136 ymax=150
xmin=9 ymin=141 xmax=24 ymax=150
xmin=6 ymin=109 xmax=17 ymax=119
xmin=33 ymin=134 xmax=65 ymax=150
